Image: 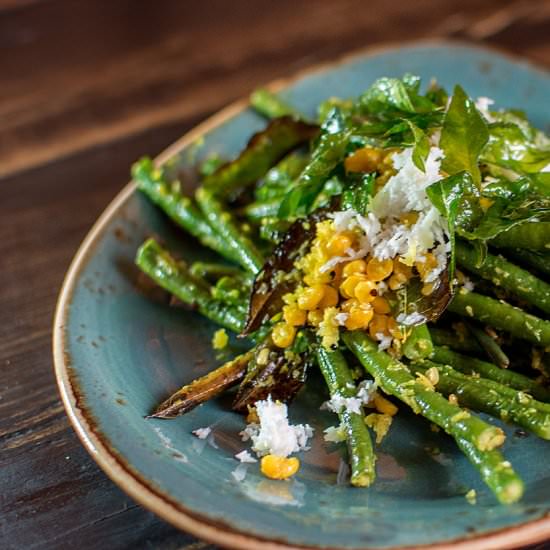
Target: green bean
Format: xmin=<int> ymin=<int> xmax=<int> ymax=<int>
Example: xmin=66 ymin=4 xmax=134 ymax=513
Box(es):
xmin=454 ymin=435 xmax=524 ymax=504
xmin=402 ymin=324 xmax=434 ymax=361
xmin=467 ymin=323 xmax=509 ymax=368
xmin=254 ymin=153 xmax=309 ymax=202
xmin=202 ymin=117 xmax=317 ymax=197
xmin=250 ymin=88 xmax=303 ymax=120
xmin=436 ymin=361 xmax=550 ymax=412
xmin=490 ymin=222 xmax=550 ymax=252
xmin=343 ymin=333 xmax=527 ymax=503
xmin=199 ymin=154 xmax=224 ymax=177
xmin=196 ymin=187 xmax=264 ymax=274
xmin=505 ymin=249 xmax=550 ymax=278
xmin=343 ymin=332 xmax=505 ymax=452
xmin=431 ymin=347 xmax=550 ymax=402
xmin=278 ymin=130 xmax=352 ymax=217
xmin=150 ymin=348 xmax=255 ymax=418
xmin=132 ymin=157 xmax=237 ymax=263
xmin=258 ymin=217 xmax=291 ymax=244
xmin=211 ymin=276 xmax=251 ymax=307
xmin=448 ymin=289 xmax=550 ymax=346
xmin=189 ymin=262 xmax=251 ymax=283
xmin=413 ymin=361 xmax=550 ymax=439
xmin=456 ymin=240 xmax=550 ymax=314
xmin=136 ymin=238 xmax=244 ymax=333
xmin=429 ymin=327 xmax=483 ymax=355
xmin=316 ymin=346 xmax=376 ymax=487
xmin=242 ymin=198 xmax=280 ymax=221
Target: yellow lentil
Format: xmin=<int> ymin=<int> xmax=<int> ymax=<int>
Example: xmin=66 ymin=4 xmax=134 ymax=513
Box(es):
xmin=366 ymin=258 xmax=394 ymax=281
xmin=354 ymin=280 xmax=377 ymax=304
xmin=340 ymin=274 xmax=366 ymax=299
xmin=297 ymin=285 xmax=325 ymax=310
xmin=342 ymin=259 xmax=367 ymax=277
xmin=260 ymin=455 xmax=300 ymax=480
xmin=272 ymin=322 xmax=296 ymax=348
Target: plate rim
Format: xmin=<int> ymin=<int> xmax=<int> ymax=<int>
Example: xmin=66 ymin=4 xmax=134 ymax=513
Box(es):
xmin=52 ymin=39 xmax=550 ymax=550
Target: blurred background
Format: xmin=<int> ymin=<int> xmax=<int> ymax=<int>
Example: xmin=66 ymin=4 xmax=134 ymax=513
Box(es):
xmin=2 ymin=0 xmax=550 ymax=179
xmin=2 ymin=1 xmax=550 ymax=549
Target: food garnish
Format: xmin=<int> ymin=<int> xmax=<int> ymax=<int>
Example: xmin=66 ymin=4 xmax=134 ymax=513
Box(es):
xmin=133 ymin=75 xmax=550 ymax=503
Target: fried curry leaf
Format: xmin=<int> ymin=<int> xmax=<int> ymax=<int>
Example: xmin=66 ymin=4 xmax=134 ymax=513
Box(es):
xmin=425 ymin=82 xmax=449 ymax=108
xmin=357 ymin=75 xmax=442 ymax=121
xmin=394 ymin=267 xmax=453 ymax=325
xmin=440 ymin=85 xmax=489 ymax=185
xmin=150 ymin=349 xmax=254 ymax=418
xmin=527 ymin=173 xmax=550 ymax=196
xmin=242 ymin=210 xmax=328 ymax=335
xmin=427 ymin=171 xmax=484 ymax=232
xmin=232 ymin=340 xmax=311 ymax=412
xmin=318 ymin=97 xmax=354 ymax=124
xmin=428 ymin=172 xmax=550 ymax=270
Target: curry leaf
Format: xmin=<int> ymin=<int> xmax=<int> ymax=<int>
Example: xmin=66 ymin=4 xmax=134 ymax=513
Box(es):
xmin=402 ymin=73 xmax=421 ymax=94
xmin=254 ymin=153 xmax=309 ymax=202
xmin=359 ymin=77 xmax=416 ymax=116
xmin=425 ymin=83 xmax=449 ymax=108
xmin=481 ymin=121 xmax=550 ymax=175
xmin=354 ymin=76 xmax=444 ymax=148
xmin=406 ymin=121 xmax=430 ymax=172
xmin=232 ymin=340 xmax=310 ymax=412
xmin=440 ymin=85 xmax=488 ymax=185
xmin=426 ymin=171 xmax=483 ymax=273
xmin=467 ymin=178 xmax=550 ymax=241
xmin=243 ymin=210 xmax=329 ymax=335
xmin=528 ymin=173 xmax=550 ymax=196
xmin=278 ymin=108 xmax=351 ymax=218
xmin=341 ymin=173 xmax=376 ymax=215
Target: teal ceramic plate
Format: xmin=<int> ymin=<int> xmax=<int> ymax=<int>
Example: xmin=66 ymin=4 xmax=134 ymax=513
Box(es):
xmin=53 ymin=42 xmax=550 ymax=550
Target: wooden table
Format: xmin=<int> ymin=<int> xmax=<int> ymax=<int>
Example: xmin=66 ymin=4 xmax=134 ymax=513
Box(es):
xmin=2 ymin=1 xmax=550 ymax=548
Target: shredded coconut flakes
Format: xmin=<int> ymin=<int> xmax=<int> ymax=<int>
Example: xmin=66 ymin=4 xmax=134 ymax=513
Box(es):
xmin=334 ymin=312 xmax=349 ymax=326
xmin=357 ymin=380 xmax=378 ymax=404
xmin=241 ymin=396 xmax=313 ymax=458
xmin=396 ymin=311 xmax=426 ymax=326
xmin=323 ymin=380 xmax=377 ymax=415
xmin=325 ymin=394 xmax=363 ymax=415
xmin=327 ymin=146 xmax=449 ymax=282
xmin=192 ymin=427 xmax=212 ymax=440
xmin=376 ymin=333 xmax=393 ymax=351
xmin=235 ymin=450 xmax=258 ymax=463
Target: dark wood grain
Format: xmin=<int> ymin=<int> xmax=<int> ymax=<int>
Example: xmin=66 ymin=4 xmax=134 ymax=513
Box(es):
xmin=1 ymin=1 xmax=549 ymax=549
xmin=2 ymin=0 xmax=550 ymax=179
